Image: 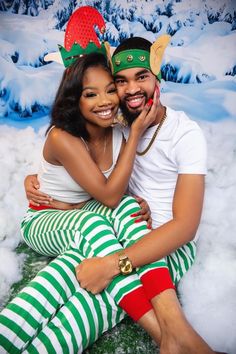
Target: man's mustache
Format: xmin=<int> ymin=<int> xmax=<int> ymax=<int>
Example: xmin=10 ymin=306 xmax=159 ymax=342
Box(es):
xmin=123 ymin=92 xmax=147 ymax=100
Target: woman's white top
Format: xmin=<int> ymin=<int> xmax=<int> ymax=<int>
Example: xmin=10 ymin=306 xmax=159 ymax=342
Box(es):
xmin=38 ymin=126 xmax=123 ymax=203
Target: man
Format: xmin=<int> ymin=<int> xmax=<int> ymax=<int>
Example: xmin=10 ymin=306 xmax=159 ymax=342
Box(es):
xmin=76 ymin=36 xmax=215 ymax=354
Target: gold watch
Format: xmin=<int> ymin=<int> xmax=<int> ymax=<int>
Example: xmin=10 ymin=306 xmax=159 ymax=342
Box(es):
xmin=118 ymin=253 xmax=133 ymax=275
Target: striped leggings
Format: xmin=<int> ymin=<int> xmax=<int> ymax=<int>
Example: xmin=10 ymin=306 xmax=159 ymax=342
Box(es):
xmin=0 ymin=195 xmax=196 ymax=353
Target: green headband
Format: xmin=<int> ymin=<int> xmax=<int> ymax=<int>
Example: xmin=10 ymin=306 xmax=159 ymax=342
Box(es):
xmin=112 ymin=49 xmax=161 ymax=81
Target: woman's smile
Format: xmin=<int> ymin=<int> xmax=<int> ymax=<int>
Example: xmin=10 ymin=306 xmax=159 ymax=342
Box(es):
xmin=79 ymin=65 xmax=119 ymax=126
xmin=94 ymin=108 xmax=113 ymax=119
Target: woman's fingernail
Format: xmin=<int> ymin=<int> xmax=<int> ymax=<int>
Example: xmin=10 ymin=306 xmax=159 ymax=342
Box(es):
xmin=134 ymin=218 xmax=142 ymax=223
xmin=147 ymin=98 xmax=153 ymax=107
xmin=130 ymin=213 xmax=138 ymax=217
xmin=147 ymin=225 xmax=152 ymax=229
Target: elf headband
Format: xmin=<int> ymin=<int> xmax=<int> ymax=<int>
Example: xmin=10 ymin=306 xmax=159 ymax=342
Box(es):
xmin=44 ymin=6 xmax=111 ymax=68
xmin=111 ymin=34 xmax=171 ymax=80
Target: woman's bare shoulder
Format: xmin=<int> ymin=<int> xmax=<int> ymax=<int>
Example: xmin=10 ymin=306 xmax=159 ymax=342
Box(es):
xmin=47 ymin=127 xmax=81 ymax=145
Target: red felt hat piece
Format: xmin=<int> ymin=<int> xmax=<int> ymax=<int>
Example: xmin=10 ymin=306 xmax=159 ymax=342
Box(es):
xmin=64 ymin=6 xmax=106 ymax=51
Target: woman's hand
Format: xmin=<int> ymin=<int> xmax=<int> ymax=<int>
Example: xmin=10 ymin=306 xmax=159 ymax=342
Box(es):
xmin=24 ymin=174 xmax=52 ymax=206
xmin=76 ymin=255 xmax=119 ymax=294
xmin=132 ymin=195 xmax=152 ymax=229
xmin=130 ymin=89 xmax=159 ymax=137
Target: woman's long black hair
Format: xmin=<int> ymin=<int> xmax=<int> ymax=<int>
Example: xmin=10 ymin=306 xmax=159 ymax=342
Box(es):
xmin=47 ymin=52 xmax=112 ymax=140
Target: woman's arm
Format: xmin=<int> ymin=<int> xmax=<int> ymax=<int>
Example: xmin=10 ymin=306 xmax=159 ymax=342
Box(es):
xmin=76 ymin=174 xmax=205 ymax=293
xmin=47 ymin=101 xmax=157 ymax=208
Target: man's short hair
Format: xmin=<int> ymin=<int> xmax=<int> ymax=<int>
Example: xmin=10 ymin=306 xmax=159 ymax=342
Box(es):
xmin=113 ymin=37 xmax=152 ymax=56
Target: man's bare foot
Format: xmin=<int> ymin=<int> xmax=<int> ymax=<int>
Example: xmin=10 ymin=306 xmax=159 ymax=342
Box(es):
xmin=159 ymin=325 xmax=214 ymax=354
xmin=152 ymin=290 xmax=215 ymax=354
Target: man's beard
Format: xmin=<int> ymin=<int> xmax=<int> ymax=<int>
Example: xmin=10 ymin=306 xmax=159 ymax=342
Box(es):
xmin=119 ymin=95 xmax=147 ymax=126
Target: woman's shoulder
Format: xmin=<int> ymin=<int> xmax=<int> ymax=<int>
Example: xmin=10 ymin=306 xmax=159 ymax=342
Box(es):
xmin=47 ymin=127 xmax=75 ymax=142
xmin=46 ymin=127 xmax=84 ymax=154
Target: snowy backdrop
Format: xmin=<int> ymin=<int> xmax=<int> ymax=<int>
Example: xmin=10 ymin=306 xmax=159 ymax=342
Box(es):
xmin=0 ymin=0 xmax=236 ymax=353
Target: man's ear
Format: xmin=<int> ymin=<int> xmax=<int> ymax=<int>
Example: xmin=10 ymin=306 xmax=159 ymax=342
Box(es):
xmin=155 ymin=82 xmax=160 ymax=96
xmin=150 ymin=34 xmax=171 ymax=75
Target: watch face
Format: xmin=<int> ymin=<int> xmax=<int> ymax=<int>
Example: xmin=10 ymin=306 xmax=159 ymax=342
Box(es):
xmin=122 ymin=262 xmax=133 ymax=275
xmin=119 ymin=257 xmax=133 ymax=275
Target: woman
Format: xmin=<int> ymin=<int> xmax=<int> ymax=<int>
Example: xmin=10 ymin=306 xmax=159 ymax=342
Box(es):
xmin=0 ymin=52 xmax=163 ymax=353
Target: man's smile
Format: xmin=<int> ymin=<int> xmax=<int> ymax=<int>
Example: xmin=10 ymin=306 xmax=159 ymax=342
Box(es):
xmin=125 ymin=95 xmax=146 ymax=110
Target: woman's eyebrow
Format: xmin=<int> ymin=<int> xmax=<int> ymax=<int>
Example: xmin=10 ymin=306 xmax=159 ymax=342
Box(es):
xmin=82 ymin=86 xmax=96 ymax=91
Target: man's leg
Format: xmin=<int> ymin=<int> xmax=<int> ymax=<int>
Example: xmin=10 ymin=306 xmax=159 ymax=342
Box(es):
xmin=151 ymin=288 xmax=214 ymax=354
xmin=92 ymin=195 xmax=175 ymax=303
xmin=94 ymin=195 xmax=214 ymax=353
xmin=82 ymin=197 xmax=162 ymax=342
xmin=148 ymin=244 xmax=214 ymax=354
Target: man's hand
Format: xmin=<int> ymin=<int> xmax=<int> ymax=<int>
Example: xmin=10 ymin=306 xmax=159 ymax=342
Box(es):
xmin=131 ymin=195 xmax=152 ymax=229
xmin=76 ymin=255 xmax=119 ymax=294
xmin=24 ymin=174 xmax=52 ymax=206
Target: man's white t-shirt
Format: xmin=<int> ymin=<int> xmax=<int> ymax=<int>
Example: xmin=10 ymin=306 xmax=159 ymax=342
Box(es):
xmin=123 ymin=106 xmax=207 ymax=237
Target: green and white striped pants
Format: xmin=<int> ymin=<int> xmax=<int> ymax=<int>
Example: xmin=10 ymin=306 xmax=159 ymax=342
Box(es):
xmin=0 ymin=195 xmax=196 ymax=353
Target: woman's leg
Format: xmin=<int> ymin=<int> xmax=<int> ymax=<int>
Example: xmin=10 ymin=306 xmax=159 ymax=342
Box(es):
xmin=69 ymin=203 xmax=161 ymax=343
xmin=0 ymin=248 xmax=125 ymax=354
xmin=22 ymin=287 xmax=125 ymax=354
xmin=1 ymin=207 xmax=158 ymax=352
xmin=22 ymin=207 xmax=153 ymax=318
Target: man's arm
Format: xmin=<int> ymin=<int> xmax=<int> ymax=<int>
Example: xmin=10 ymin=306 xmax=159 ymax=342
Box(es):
xmin=76 ymin=174 xmax=204 ymax=293
xmin=25 ymin=175 xmax=152 ymax=226
xmin=124 ymin=174 xmax=204 ymax=266
xmin=24 ymin=174 xmax=52 ymax=206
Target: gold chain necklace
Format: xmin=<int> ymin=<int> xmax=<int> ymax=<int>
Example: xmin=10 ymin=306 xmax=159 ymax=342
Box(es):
xmin=137 ymin=107 xmax=167 ymax=156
